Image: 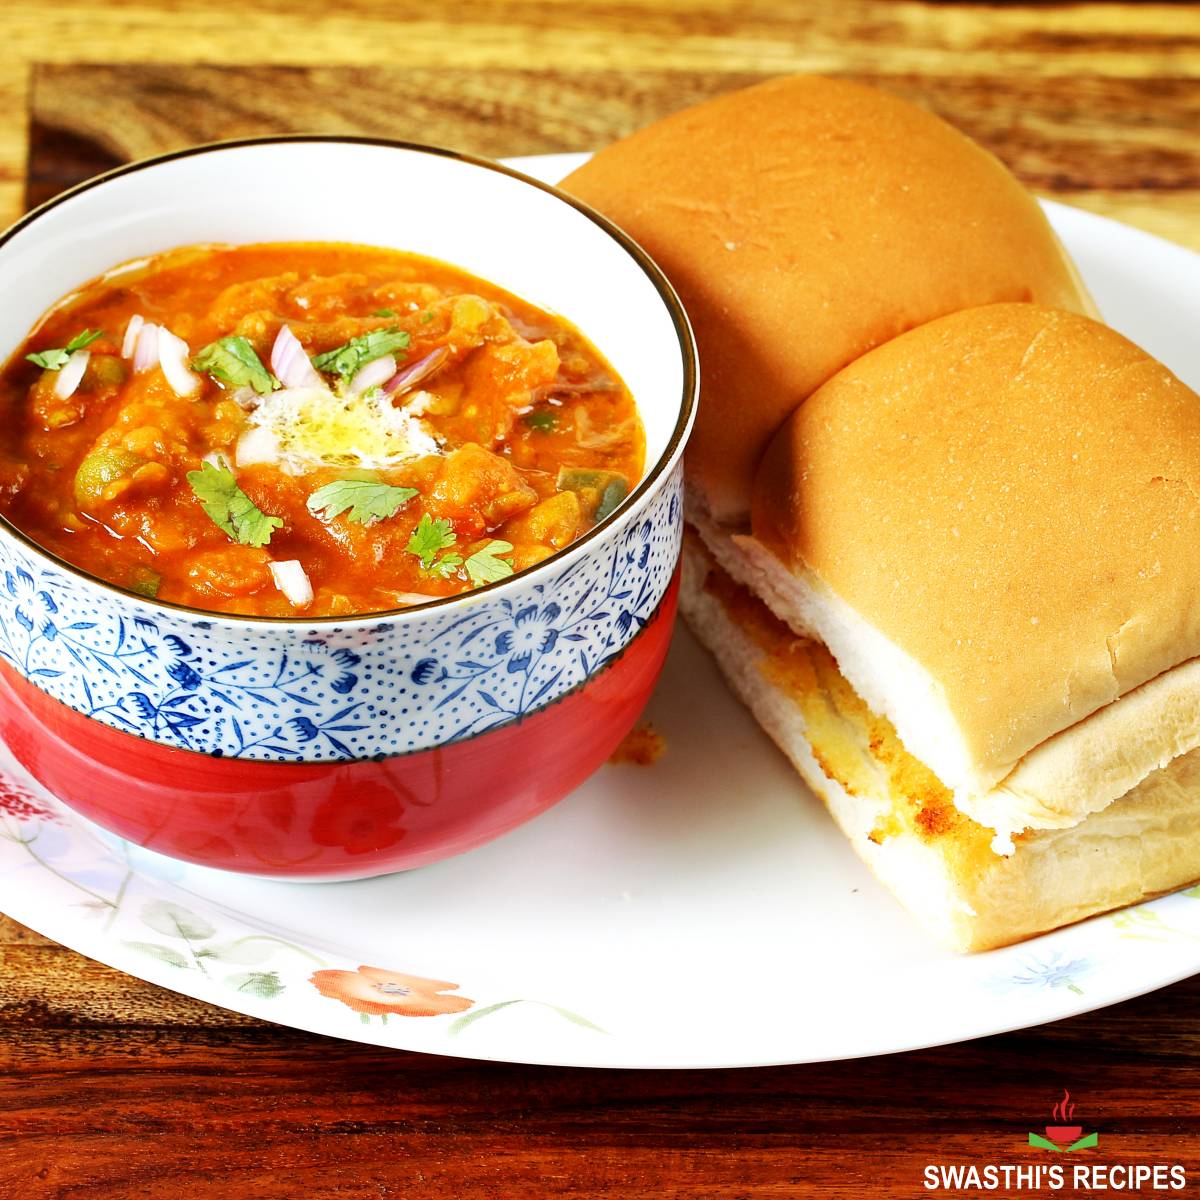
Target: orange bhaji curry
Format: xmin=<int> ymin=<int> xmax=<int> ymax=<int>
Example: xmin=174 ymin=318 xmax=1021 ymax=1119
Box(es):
xmin=0 ymin=243 xmax=644 ymax=617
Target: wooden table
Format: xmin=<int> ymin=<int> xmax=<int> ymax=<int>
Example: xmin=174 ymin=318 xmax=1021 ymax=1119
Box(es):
xmin=2 ymin=3 xmax=1199 ymax=1195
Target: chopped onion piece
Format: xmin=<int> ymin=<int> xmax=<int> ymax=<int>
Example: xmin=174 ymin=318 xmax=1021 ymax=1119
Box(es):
xmin=53 ymin=350 xmax=90 ymax=400
xmin=227 ymin=385 xmax=259 ymax=410
xmin=269 ymin=560 xmax=313 ymax=609
xmin=235 ymin=426 xmax=280 ymax=468
xmin=392 ymin=593 xmax=441 ymax=607
xmin=383 ymin=347 xmax=449 ymax=397
xmin=347 ymin=354 xmax=396 ymax=396
xmin=532 ymin=378 xmax=614 ymax=402
xmin=121 ymin=314 xmax=145 ymax=359
xmin=271 ymin=325 xmax=321 ymax=388
xmin=133 ymin=323 xmax=159 ymax=373
xmin=157 ymin=327 xmax=199 ymax=396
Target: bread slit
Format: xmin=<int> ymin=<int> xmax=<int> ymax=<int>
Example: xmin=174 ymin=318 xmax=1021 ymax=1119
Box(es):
xmin=682 ymin=534 xmax=1200 ymax=952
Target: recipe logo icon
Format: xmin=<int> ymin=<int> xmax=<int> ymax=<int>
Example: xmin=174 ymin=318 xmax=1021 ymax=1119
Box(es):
xmin=1028 ymin=1089 xmax=1099 ymax=1152
xmin=922 ymin=1089 xmax=1189 ymax=1191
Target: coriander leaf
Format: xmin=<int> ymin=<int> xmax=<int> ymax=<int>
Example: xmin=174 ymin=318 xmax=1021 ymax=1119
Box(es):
xmin=26 ymin=348 xmax=70 ymax=370
xmin=186 ymin=460 xmax=283 ymax=547
xmin=66 ymin=329 xmax=105 ymax=353
xmin=26 ymin=329 xmax=104 ymax=371
xmin=406 ymin=513 xmax=457 ymax=570
xmin=312 ymin=327 xmax=411 ymax=380
xmin=307 ymin=479 xmax=418 ymax=525
xmin=373 ymin=308 xmax=397 ymax=318
xmin=420 ymin=310 xmax=434 ymax=324
xmin=192 ymin=336 xmax=279 ymax=396
xmin=429 ymin=552 xmax=463 ymax=580
xmin=465 ymin=540 xmax=515 ymax=587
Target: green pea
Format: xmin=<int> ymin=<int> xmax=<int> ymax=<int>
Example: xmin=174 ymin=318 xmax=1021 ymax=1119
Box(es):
xmin=128 ymin=566 xmax=162 ymax=599
xmin=85 ymin=355 xmax=128 ymax=389
xmin=74 ymin=447 xmax=144 ymax=506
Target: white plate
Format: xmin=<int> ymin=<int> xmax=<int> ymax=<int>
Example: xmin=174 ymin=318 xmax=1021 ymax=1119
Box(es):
xmin=1 ymin=153 xmax=1199 ymax=1069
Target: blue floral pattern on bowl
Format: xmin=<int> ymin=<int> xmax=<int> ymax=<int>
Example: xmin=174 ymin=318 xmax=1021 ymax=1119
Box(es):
xmin=0 ymin=468 xmax=682 ymax=762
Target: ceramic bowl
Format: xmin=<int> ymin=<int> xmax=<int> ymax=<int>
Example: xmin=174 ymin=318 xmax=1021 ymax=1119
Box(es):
xmin=0 ymin=138 xmax=696 ymax=878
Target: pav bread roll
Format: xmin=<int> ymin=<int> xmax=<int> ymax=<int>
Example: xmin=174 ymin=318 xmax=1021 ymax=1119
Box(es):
xmin=682 ymin=304 xmax=1200 ymax=950
xmin=561 ymin=75 xmax=1095 ymax=528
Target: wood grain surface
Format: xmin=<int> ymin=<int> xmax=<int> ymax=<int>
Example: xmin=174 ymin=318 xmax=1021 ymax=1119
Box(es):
xmin=5 ymin=914 xmax=1200 ymax=1197
xmin=2 ymin=2 xmax=1200 ymax=1196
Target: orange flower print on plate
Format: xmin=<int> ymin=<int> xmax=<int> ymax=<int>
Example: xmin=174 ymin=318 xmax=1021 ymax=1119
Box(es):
xmin=310 ymin=965 xmax=473 ymax=1017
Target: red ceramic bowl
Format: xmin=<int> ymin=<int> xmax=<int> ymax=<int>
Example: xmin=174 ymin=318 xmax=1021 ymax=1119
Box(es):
xmin=0 ymin=138 xmax=697 ymax=877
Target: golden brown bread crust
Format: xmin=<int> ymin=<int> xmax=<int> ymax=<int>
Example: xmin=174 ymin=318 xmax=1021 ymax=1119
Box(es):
xmin=560 ymin=74 xmax=1092 ymax=526
xmin=753 ymin=302 xmax=1200 ymax=788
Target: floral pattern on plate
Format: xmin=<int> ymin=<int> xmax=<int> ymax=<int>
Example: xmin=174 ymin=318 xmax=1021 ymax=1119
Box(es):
xmin=0 ymin=766 xmax=603 ymax=1040
xmin=5 ymin=732 xmax=1200 ymax=1065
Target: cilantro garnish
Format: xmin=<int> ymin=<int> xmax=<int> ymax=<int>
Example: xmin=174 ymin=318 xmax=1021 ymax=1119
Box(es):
xmin=373 ymin=308 xmax=397 ymax=318
xmin=68 ymin=329 xmax=104 ymax=352
xmin=192 ymin=336 xmax=279 ymax=396
xmin=429 ymin=553 xmax=464 ymax=579
xmin=464 ymin=540 xmax=515 ymax=587
xmin=307 ymin=478 xmax=418 ymax=525
xmin=26 ymin=329 xmax=105 ymax=371
xmin=312 ymin=327 xmax=411 ymax=380
xmin=420 ymin=310 xmax=434 ymax=324
xmin=186 ymin=460 xmax=283 ymax=547
xmin=406 ymin=513 xmax=461 ymax=577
